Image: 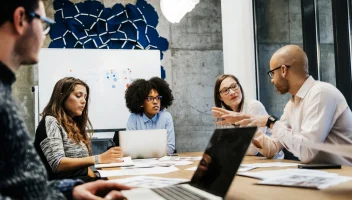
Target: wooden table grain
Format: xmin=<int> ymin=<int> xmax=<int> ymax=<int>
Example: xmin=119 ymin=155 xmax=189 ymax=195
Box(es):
xmin=106 ymin=152 xmax=352 ymax=200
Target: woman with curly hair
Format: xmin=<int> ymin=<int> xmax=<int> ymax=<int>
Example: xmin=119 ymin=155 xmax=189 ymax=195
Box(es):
xmin=125 ymin=77 xmax=175 ymax=155
xmin=34 ymin=77 xmax=123 ymax=181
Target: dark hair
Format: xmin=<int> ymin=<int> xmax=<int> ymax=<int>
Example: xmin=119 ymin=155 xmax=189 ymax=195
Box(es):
xmin=214 ymin=74 xmax=245 ymax=112
xmin=41 ymin=77 xmax=93 ymax=153
xmin=125 ymin=77 xmax=174 ymax=115
xmin=0 ymin=0 xmax=40 ymax=27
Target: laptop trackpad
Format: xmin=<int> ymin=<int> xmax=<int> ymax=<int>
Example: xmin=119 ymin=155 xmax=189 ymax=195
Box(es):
xmin=121 ymin=188 xmax=164 ymax=200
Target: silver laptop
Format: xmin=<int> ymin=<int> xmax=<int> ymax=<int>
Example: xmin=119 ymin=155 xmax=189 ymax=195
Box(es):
xmin=119 ymin=129 xmax=167 ymax=159
xmin=121 ymin=127 xmax=257 ymax=200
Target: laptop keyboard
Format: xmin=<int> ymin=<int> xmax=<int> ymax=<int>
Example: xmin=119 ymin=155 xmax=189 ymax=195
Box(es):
xmin=151 ymin=185 xmax=210 ymax=200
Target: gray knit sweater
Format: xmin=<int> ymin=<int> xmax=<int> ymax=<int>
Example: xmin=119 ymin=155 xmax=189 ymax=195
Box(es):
xmin=0 ymin=62 xmax=82 ymax=200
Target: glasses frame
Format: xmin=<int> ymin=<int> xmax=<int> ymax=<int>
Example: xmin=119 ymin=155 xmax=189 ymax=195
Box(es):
xmin=219 ymin=83 xmax=240 ymax=95
xmin=267 ymin=65 xmax=291 ymax=79
xmin=26 ymin=11 xmax=55 ymax=35
xmin=145 ymin=96 xmax=163 ymax=102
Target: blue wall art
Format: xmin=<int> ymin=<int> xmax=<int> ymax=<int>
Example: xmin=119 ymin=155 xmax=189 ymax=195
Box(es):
xmin=50 ymin=0 xmax=168 ymax=78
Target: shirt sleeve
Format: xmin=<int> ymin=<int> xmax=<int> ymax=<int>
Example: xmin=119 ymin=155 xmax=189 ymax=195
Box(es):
xmin=247 ymin=100 xmax=284 ymax=158
xmin=0 ymin=102 xmax=67 ymax=200
xmin=126 ymin=114 xmax=137 ymax=130
xmin=272 ymin=88 xmax=339 ymax=163
xmin=40 ymin=117 xmax=65 ymax=172
xmin=49 ymin=179 xmax=84 ymax=200
xmin=165 ymin=112 xmax=175 ymax=154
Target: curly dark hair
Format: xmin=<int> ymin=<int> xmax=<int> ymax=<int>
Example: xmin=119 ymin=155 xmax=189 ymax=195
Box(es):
xmin=125 ymin=77 xmax=174 ymax=115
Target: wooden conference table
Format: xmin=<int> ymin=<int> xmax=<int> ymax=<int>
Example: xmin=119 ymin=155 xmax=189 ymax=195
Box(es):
xmin=106 ymin=152 xmax=352 ymax=200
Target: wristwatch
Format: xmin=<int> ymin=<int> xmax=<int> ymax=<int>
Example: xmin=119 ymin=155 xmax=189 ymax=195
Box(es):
xmin=266 ymin=115 xmax=278 ymax=128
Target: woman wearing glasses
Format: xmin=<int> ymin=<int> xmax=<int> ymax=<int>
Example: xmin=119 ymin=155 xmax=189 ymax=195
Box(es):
xmin=125 ymin=77 xmax=175 ymax=155
xmin=34 ymin=77 xmax=123 ymax=181
xmin=212 ymin=74 xmax=284 ymax=159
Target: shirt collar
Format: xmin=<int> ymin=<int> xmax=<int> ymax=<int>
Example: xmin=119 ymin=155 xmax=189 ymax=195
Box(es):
xmin=0 ymin=61 xmax=16 ymax=86
xmin=295 ymin=76 xmax=315 ymax=99
xmin=143 ymin=112 xmax=159 ymax=123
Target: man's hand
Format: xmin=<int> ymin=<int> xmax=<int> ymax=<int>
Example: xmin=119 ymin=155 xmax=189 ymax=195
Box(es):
xmin=72 ymin=180 xmax=131 ymax=200
xmin=212 ymin=107 xmax=251 ymax=125
xmin=235 ymin=115 xmax=270 ymax=128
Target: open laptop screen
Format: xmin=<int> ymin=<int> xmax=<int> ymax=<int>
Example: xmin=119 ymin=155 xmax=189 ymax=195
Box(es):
xmin=190 ymin=127 xmax=257 ymax=197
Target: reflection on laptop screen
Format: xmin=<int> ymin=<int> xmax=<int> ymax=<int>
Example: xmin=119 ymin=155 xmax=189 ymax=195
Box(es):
xmin=190 ymin=127 xmax=257 ymax=197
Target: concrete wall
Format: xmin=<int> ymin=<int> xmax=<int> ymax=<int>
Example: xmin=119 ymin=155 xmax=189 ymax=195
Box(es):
xmin=318 ymin=0 xmax=336 ymax=86
xmin=255 ymin=0 xmax=335 ymax=117
xmin=13 ymin=0 xmax=223 ymax=152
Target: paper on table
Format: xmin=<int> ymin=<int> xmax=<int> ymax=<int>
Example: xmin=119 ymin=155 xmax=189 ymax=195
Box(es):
xmin=302 ymin=142 xmax=352 ymax=159
xmin=109 ymin=176 xmax=189 ymax=188
xmin=238 ymin=166 xmax=257 ymax=172
xmin=158 ymin=161 xmax=193 ymax=166
xmin=98 ymin=166 xmax=179 ymax=177
xmin=240 ymin=162 xmax=299 ymax=168
xmin=95 ymin=157 xmax=134 ymax=168
xmin=185 ymin=165 xmax=256 ymax=172
xmin=238 ymin=168 xmax=338 ymax=180
xmin=185 ymin=166 xmax=197 ymax=171
xmin=159 ymin=156 xmax=202 ymax=161
xmin=257 ymin=174 xmax=352 ymax=189
xmin=133 ymin=158 xmax=193 ymax=166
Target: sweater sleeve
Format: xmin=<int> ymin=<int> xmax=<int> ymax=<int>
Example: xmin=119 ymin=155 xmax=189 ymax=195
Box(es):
xmin=39 ymin=116 xmax=66 ymax=172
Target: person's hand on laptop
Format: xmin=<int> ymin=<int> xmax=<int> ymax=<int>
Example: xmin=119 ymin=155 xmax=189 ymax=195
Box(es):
xmin=72 ymin=180 xmax=131 ymax=200
xmin=212 ymin=107 xmax=251 ymax=125
xmin=99 ymin=147 xmax=124 ymax=163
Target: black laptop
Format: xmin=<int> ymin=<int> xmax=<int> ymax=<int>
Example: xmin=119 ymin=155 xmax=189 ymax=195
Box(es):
xmin=121 ymin=127 xmax=257 ymax=200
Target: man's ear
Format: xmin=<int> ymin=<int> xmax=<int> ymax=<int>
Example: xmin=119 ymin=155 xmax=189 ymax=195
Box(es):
xmin=12 ymin=7 xmax=27 ymax=35
xmin=281 ymin=65 xmax=289 ymax=78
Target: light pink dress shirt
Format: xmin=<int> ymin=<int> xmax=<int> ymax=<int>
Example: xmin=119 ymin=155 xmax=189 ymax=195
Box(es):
xmin=254 ymin=76 xmax=352 ymax=166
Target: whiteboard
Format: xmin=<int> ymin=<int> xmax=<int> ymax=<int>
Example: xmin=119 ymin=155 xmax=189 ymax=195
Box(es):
xmin=38 ymin=48 xmax=160 ymax=130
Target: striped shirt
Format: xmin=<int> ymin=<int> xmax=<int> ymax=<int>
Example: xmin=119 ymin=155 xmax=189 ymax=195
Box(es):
xmin=126 ymin=110 xmax=175 ymax=154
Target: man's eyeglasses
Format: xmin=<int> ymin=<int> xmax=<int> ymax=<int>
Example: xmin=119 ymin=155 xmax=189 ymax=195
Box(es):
xmin=267 ymin=65 xmax=291 ymax=79
xmin=27 ymin=12 xmax=55 ymax=35
xmin=219 ymin=83 xmax=240 ymax=95
xmin=146 ymin=96 xmax=163 ymax=102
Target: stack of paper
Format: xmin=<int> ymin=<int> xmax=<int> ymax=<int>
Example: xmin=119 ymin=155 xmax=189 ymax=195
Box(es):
xmin=98 ymin=166 xmax=179 ymax=177
xmin=238 ymin=168 xmax=352 ymax=189
xmin=257 ymin=174 xmax=352 ymax=189
xmin=241 ymin=162 xmax=299 ymax=168
xmin=133 ymin=158 xmax=193 ymax=166
xmin=159 ymin=156 xmax=202 ymax=161
xmin=95 ymin=157 xmax=134 ymax=168
xmin=238 ymin=168 xmax=336 ymax=180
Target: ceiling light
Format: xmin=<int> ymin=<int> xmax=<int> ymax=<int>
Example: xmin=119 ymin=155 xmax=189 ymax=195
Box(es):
xmin=160 ymin=0 xmax=199 ymax=23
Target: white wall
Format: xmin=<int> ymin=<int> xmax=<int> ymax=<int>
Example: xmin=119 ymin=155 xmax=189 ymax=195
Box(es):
xmin=221 ymin=0 xmax=257 ymax=100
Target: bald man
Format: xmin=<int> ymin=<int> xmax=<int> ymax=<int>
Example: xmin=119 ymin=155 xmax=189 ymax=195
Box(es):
xmin=213 ymin=45 xmax=352 ymax=166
